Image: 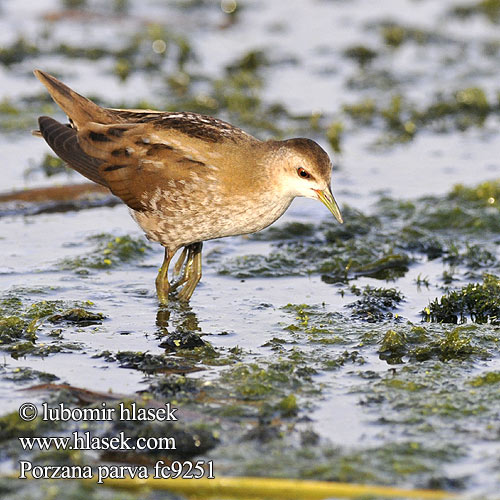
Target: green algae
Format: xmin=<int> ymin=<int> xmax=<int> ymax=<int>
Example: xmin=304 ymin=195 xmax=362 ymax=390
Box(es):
xmin=60 ymin=233 xmax=151 ymax=270
xmin=218 ymin=179 xmax=500 ymax=333
xmin=252 ymin=221 xmax=315 ymax=240
xmin=210 ymin=354 xmax=321 ymax=418
xmin=423 ymin=274 xmax=500 ymax=324
xmin=449 ymin=180 xmax=500 ymax=209
xmin=282 ymin=304 xmax=341 ymax=337
xmin=209 ymin=434 xmax=464 ymax=487
xmin=452 ymin=0 xmax=500 ymax=23
xmin=350 ymin=254 xmax=410 ymax=280
xmin=0 ymin=293 xmax=104 ymax=359
xmin=277 ymin=394 xmax=298 ymax=417
xmin=378 ymin=323 xmax=492 ymax=363
xmin=2 ymin=367 xmax=58 ymax=383
xmin=347 ymin=286 xmax=403 ymax=322
xmin=48 ymin=308 xmax=104 ymax=326
xmin=343 ymin=45 xmax=378 ymax=67
xmin=96 ymin=350 xmax=201 ymax=375
xmin=24 ymin=154 xmax=72 ymax=179
xmin=220 ymin=205 xmax=412 ymax=281
xmin=343 ymin=86 xmax=498 ymax=145
xmin=343 ymin=98 xmax=377 ymax=124
xmin=381 ymin=24 xmax=431 ymax=47
xmin=469 ymin=371 xmax=500 ymax=386
xmin=0 ymin=37 xmax=39 ymax=66
xmin=159 ymin=330 xmax=205 ymax=350
xmin=148 ymin=373 xmax=200 ymax=400
xmin=0 ymin=317 xmax=26 ymax=343
xmin=361 ymin=355 xmax=500 ymax=427
xmin=326 ymin=121 xmax=344 ymax=153
xmin=0 ymin=410 xmax=47 ymax=442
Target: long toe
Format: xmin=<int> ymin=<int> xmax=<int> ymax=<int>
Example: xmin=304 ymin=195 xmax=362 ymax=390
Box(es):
xmin=155 ymin=248 xmax=174 ymax=305
xmin=176 ymin=242 xmax=202 ymax=302
xmin=156 ymin=276 xmax=170 ymax=305
xmin=172 ymin=247 xmax=188 ymax=278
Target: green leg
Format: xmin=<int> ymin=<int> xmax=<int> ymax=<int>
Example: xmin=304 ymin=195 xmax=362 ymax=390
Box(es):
xmin=155 ymin=248 xmax=174 ymax=305
xmin=170 ymin=246 xmax=192 ymax=292
xmin=177 ymin=242 xmax=203 ymax=302
xmin=172 ymin=247 xmax=188 ymax=278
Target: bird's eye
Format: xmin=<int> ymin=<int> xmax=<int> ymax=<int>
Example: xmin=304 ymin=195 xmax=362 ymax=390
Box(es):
xmin=297 ymin=167 xmax=311 ymax=179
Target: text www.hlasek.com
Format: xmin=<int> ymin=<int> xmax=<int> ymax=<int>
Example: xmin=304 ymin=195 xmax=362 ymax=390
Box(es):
xmin=19 ymin=432 xmax=175 ymax=452
xmin=18 ymin=432 xmax=214 ymax=483
xmin=17 ymin=402 xmax=215 ymax=483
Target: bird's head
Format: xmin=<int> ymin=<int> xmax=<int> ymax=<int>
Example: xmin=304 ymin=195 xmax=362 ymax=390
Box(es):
xmin=266 ymin=138 xmax=343 ymax=224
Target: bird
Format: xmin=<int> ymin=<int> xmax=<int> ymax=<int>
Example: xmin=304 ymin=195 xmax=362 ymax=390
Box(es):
xmin=33 ymin=69 xmax=343 ymax=304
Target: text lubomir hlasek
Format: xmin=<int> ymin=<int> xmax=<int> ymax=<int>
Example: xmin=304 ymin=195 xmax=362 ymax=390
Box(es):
xmin=41 ymin=402 xmax=177 ymax=422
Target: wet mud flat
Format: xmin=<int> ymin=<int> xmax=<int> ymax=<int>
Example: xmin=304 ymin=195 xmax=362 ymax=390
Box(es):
xmin=1 ymin=0 xmax=500 ymax=498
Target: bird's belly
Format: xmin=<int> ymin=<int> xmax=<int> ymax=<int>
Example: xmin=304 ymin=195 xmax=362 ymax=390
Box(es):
xmin=130 ymin=194 xmax=292 ymax=248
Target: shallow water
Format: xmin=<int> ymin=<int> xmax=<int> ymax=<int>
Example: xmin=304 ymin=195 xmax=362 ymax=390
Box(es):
xmin=1 ymin=0 xmax=500 ymax=498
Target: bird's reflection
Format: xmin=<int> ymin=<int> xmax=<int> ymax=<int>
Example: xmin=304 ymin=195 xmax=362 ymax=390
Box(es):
xmin=155 ymin=302 xmax=201 ymax=336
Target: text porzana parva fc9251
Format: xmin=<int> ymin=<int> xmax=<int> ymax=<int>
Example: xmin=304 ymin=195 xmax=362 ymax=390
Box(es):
xmin=33 ymin=69 xmax=343 ymax=304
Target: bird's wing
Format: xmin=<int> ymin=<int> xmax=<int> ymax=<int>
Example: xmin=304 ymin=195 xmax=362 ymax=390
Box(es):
xmin=34 ymin=69 xmax=257 ymax=210
xmin=37 ymin=115 xmax=217 ymax=211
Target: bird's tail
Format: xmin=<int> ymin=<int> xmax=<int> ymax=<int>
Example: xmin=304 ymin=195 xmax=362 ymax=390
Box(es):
xmin=34 ymin=69 xmax=112 ymax=127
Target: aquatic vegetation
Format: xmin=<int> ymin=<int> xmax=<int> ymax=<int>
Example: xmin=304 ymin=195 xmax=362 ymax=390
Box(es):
xmin=423 ymin=274 xmax=500 ymax=324
xmin=343 ymin=45 xmax=378 ymax=67
xmin=24 ymin=154 xmax=72 ymax=179
xmin=0 ymin=37 xmax=39 ymax=66
xmin=282 ymin=303 xmax=342 ymax=336
xmin=378 ymin=22 xmax=445 ymax=48
xmin=48 ymin=308 xmax=104 ymax=326
xmin=469 ymin=371 xmax=500 ymax=386
xmin=347 ymin=286 xmax=404 ymax=322
xmin=0 ymin=410 xmax=49 ymax=441
xmin=252 ymin=221 xmax=315 ymax=240
xmin=220 ymin=177 xmax=500 ymax=284
xmin=378 ymin=321 xmax=493 ymax=363
xmin=60 ymin=233 xmax=151 ymax=270
xmin=2 ymin=367 xmax=58 ymax=383
xmin=448 ymin=180 xmax=500 ymax=209
xmin=159 ymin=330 xmax=206 ymax=350
xmin=221 ymin=209 xmax=410 ymax=281
xmin=326 ymin=121 xmax=344 ymax=153
xmin=342 ymin=86 xmax=498 ymax=145
xmin=0 ymin=316 xmax=26 ymax=343
xmin=97 ymin=350 xmax=202 ymax=374
xmin=343 ymin=98 xmax=377 ymax=124
xmin=148 ymin=374 xmax=201 ymax=400
xmin=452 ymin=0 xmax=500 ymax=23
xmin=0 ymin=294 xmax=104 ymax=360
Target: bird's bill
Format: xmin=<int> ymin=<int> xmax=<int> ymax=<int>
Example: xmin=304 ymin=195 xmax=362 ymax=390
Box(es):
xmin=315 ymin=188 xmax=343 ymax=224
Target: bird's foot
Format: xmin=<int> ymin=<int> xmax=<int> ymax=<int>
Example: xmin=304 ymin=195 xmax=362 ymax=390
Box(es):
xmin=155 ymin=275 xmax=170 ymax=305
xmin=176 ymin=243 xmax=202 ymax=302
xmin=155 ymin=248 xmax=174 ymax=305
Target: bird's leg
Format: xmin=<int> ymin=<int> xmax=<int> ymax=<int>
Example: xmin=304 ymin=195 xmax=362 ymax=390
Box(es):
xmin=155 ymin=248 xmax=174 ymax=305
xmin=172 ymin=247 xmax=188 ymax=279
xmin=177 ymin=242 xmax=203 ymax=302
xmin=170 ymin=246 xmax=193 ymax=292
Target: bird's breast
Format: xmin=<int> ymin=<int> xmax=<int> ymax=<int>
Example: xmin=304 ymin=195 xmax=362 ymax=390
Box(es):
xmin=131 ymin=185 xmax=292 ymax=248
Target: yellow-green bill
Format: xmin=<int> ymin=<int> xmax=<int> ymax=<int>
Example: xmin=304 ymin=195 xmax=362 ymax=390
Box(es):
xmin=316 ymin=188 xmax=343 ymax=224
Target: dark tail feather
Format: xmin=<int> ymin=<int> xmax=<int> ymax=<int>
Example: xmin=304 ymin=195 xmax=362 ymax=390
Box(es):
xmin=38 ymin=116 xmax=107 ymax=187
xmin=34 ymin=70 xmax=112 ymax=127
